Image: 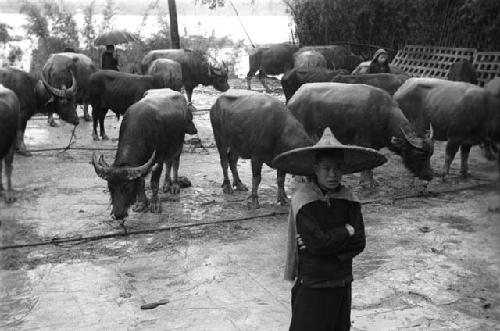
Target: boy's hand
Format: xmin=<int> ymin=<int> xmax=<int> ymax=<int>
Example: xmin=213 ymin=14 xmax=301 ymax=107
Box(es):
xmin=296 ymin=234 xmax=306 ymax=250
xmin=345 ymin=224 xmax=355 ymax=236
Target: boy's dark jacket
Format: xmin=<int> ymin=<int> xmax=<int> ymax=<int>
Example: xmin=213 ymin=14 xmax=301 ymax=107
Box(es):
xmin=284 ymin=182 xmax=365 ymax=282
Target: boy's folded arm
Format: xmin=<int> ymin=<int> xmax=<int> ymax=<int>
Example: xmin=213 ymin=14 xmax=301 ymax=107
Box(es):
xmin=296 ymin=208 xmax=350 ymax=256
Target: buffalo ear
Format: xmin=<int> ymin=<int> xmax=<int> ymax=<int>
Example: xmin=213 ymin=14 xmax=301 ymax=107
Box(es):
xmin=390 ymin=136 xmax=408 ymax=151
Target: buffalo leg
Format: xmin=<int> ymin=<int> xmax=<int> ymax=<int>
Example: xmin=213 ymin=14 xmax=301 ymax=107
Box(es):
xmin=229 ymin=151 xmax=248 ymax=191
xmin=442 ymin=141 xmax=460 ymax=179
xmin=83 ymin=103 xmax=91 ymax=122
xmin=277 ymin=169 xmax=289 ymax=205
xmin=246 ymin=67 xmax=258 ymax=90
xmin=359 ymin=170 xmax=377 ymax=189
xmin=92 ymin=106 xmax=100 ymax=141
xmin=47 ymin=112 xmax=57 ymax=127
xmin=460 ymin=144 xmax=472 ymax=178
xmin=16 ymin=124 xmax=31 ymax=156
xmin=150 ymin=161 xmax=163 ymax=213
xmin=216 ymin=141 xmax=233 ymax=194
xmin=249 ymin=159 xmax=263 ymax=208
xmin=3 ymin=144 xmax=16 ymax=203
xmin=185 ymin=87 xmax=194 ymax=103
xmin=99 ymin=109 xmax=109 ymax=140
xmin=168 ymin=154 xmax=181 ymax=195
xmin=0 ymin=158 xmax=2 ymax=192
xmin=258 ymin=70 xmax=271 ymax=93
xmin=132 ymin=179 xmax=148 ymax=212
xmin=163 ymin=160 xmax=172 ymax=193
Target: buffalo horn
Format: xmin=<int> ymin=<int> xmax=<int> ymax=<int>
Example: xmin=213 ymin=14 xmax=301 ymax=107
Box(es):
xmin=41 ymin=72 xmax=66 ymax=98
xmin=66 ymin=71 xmax=77 ymax=95
xmin=123 ymin=151 xmax=157 ymax=180
xmin=92 ymin=152 xmax=111 ymax=180
xmin=401 ymin=128 xmax=424 ymax=149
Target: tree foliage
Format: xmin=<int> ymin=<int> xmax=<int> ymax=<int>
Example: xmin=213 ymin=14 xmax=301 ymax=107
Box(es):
xmin=0 ymin=23 xmax=11 ymax=44
xmin=100 ymin=0 xmax=117 ymax=33
xmin=285 ymin=0 xmax=500 ymax=52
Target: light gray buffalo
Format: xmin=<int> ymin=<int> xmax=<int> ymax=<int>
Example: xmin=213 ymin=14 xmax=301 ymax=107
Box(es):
xmin=394 ymin=78 xmax=499 ymax=179
xmin=294 ymin=50 xmax=327 ymax=69
xmin=210 ymin=90 xmax=313 ymax=208
xmin=146 ymin=58 xmax=183 ymax=92
xmin=330 ymin=73 xmax=410 ymax=96
xmin=288 ymin=82 xmax=434 ymax=188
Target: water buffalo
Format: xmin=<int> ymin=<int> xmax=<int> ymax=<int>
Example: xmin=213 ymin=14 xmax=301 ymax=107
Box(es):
xmin=43 ymin=52 xmax=95 ymax=126
xmin=394 ymin=78 xmax=499 ymax=179
xmin=246 ymin=43 xmax=299 ymax=92
xmin=210 ymin=90 xmax=313 ymax=208
xmin=146 ymin=58 xmax=183 ymax=92
xmin=447 ymin=59 xmax=478 ymax=85
xmin=296 ymin=45 xmax=362 ymax=71
xmin=485 ymin=77 xmax=500 ymax=164
xmin=293 ymin=50 xmax=327 ymax=69
xmin=281 ymin=67 xmax=350 ymax=102
xmin=330 ymin=73 xmax=410 ymax=96
xmin=288 ymin=82 xmax=434 ymax=188
xmin=141 ymin=49 xmax=229 ymax=102
xmin=0 ymin=84 xmax=20 ymax=202
xmin=92 ymin=88 xmax=198 ymax=220
xmin=88 ymin=70 xmax=168 ymax=140
xmin=0 ymin=67 xmax=79 ymax=156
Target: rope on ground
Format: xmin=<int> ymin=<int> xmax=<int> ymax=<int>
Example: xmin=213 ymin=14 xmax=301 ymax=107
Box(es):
xmin=0 ymin=180 xmax=495 ymax=251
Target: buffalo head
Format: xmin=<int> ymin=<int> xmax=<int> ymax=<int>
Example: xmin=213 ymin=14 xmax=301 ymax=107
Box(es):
xmin=37 ymin=70 xmax=79 ymax=125
xmin=186 ymin=103 xmax=198 ymax=135
xmin=209 ymin=62 xmax=230 ymax=92
xmin=390 ymin=127 xmax=434 ymax=181
xmin=92 ymin=151 xmax=157 ymax=220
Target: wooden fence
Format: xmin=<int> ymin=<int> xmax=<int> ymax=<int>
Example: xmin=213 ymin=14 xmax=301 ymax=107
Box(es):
xmin=391 ymin=45 xmax=500 ymax=86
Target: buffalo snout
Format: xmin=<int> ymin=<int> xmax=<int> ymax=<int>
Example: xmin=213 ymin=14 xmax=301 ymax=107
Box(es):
xmin=186 ymin=122 xmax=198 ymax=135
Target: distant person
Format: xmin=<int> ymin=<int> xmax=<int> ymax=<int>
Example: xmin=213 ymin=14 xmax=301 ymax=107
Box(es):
xmin=368 ymin=48 xmax=390 ymax=74
xmin=102 ymin=45 xmax=119 ymax=71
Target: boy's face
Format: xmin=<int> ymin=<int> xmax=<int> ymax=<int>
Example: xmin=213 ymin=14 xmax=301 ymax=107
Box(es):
xmin=314 ymin=155 xmax=343 ymax=190
xmin=377 ymin=54 xmax=387 ymax=63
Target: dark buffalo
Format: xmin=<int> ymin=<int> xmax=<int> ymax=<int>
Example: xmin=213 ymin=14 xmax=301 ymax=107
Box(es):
xmin=288 ymin=82 xmax=434 ymax=188
xmin=88 ymin=70 xmax=168 ymax=140
xmin=485 ymin=77 xmax=500 ymax=166
xmin=42 ymin=52 xmax=93 ymax=126
xmin=0 ymin=84 xmax=20 ymax=202
xmin=92 ymin=88 xmax=197 ymax=220
xmin=394 ymin=78 xmax=499 ymax=179
xmin=293 ymin=50 xmax=327 ymax=69
xmin=447 ymin=59 xmax=478 ymax=85
xmin=246 ymin=43 xmax=299 ymax=92
xmin=141 ymin=49 xmax=229 ymax=102
xmin=331 ymin=73 xmax=410 ymax=96
xmin=0 ymin=67 xmax=79 ymax=156
xmin=210 ymin=90 xmax=313 ymax=208
xmin=146 ymin=58 xmax=183 ymax=92
xmin=281 ymin=67 xmax=350 ymax=102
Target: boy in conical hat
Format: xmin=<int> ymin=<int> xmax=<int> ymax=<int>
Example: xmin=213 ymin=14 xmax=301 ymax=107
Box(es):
xmin=273 ymin=127 xmax=387 ymax=331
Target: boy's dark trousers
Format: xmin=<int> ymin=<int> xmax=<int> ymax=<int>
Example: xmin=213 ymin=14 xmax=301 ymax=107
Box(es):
xmin=289 ymin=280 xmax=352 ymax=331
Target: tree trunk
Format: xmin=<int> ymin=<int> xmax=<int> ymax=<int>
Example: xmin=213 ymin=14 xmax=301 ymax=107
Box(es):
xmin=168 ymin=0 xmax=180 ymax=49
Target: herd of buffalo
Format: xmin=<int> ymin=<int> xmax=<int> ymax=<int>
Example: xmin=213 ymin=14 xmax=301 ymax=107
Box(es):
xmin=0 ymin=43 xmax=499 ymax=221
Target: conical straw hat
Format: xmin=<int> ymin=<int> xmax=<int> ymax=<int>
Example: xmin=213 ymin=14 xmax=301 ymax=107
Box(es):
xmin=272 ymin=127 xmax=387 ymax=176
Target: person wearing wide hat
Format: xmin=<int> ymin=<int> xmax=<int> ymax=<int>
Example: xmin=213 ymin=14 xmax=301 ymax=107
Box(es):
xmin=273 ymin=127 xmax=387 ymax=331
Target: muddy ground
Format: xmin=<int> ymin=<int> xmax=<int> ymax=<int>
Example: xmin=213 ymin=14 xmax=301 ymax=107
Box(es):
xmin=1 ymin=79 xmax=499 ymax=330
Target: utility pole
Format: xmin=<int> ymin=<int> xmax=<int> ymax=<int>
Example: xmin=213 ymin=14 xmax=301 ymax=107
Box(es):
xmin=168 ymin=0 xmax=180 ymax=49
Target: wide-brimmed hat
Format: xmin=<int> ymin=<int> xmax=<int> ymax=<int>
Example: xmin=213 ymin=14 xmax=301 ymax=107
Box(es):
xmin=272 ymin=127 xmax=387 ymax=176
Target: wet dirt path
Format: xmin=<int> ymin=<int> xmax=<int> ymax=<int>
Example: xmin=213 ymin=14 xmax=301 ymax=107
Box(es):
xmin=1 ymin=80 xmax=499 ymax=330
